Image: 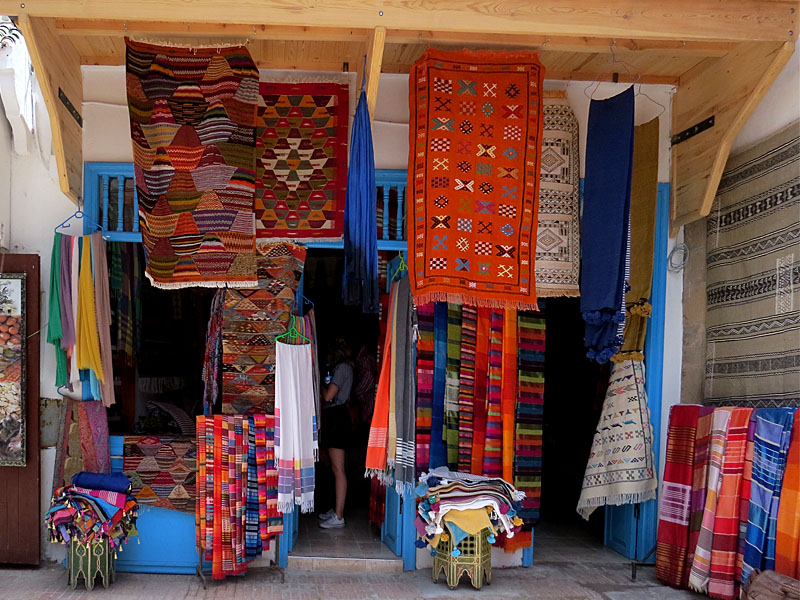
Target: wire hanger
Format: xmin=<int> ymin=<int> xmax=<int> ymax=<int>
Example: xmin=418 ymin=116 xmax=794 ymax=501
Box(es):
xmin=583 ymin=40 xmax=641 ymax=100
xmin=276 ymin=314 xmax=311 ymax=343
xmin=633 ymin=83 xmax=667 ymax=118
xmin=391 ymin=253 xmax=408 ymax=282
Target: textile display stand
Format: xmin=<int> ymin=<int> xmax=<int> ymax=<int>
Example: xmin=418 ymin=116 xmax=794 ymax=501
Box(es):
xmin=194 ymin=539 xmax=285 ymax=588
xmin=630 ymin=503 xmax=656 ymax=581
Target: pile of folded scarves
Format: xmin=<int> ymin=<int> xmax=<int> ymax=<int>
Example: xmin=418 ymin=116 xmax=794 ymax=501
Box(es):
xmin=414 ymin=467 xmax=525 ymax=556
xmin=46 ymin=472 xmax=138 ymax=553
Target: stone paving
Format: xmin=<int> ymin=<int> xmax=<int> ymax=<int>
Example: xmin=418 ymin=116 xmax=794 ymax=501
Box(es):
xmin=1 ymin=522 xmax=700 ymax=599
xmin=1 ymin=556 xmax=699 ymax=600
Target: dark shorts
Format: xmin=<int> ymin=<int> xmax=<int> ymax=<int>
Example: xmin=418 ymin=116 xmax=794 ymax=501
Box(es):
xmin=321 ymin=404 xmax=352 ymax=450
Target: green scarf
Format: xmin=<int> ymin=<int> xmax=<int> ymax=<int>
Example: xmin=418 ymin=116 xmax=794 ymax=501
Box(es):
xmin=47 ymin=233 xmax=68 ymax=386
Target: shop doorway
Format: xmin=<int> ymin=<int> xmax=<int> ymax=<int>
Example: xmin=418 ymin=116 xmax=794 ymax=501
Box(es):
xmin=283 ymin=249 xmax=401 ymax=566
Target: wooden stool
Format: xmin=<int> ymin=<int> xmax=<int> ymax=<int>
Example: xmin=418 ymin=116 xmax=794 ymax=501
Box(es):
xmin=432 ymin=528 xmax=492 ymax=590
xmin=68 ymin=538 xmax=116 ymax=590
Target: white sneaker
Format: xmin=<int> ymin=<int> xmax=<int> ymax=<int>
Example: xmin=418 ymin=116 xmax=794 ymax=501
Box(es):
xmin=318 ymin=509 xmax=336 ymax=521
xmin=319 ymin=515 xmax=345 ymax=529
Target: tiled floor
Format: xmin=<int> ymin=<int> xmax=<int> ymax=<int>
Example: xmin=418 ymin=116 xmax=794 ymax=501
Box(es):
xmin=290 ymin=507 xmax=398 ymax=560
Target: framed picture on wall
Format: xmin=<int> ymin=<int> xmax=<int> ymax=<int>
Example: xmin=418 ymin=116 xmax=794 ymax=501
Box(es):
xmin=0 ymin=272 xmax=26 ymax=467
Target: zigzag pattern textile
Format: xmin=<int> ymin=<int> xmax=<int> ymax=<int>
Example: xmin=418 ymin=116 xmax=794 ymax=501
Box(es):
xmin=255 ymin=83 xmax=349 ymax=242
xmin=126 ymin=40 xmax=259 ymax=289
xmin=221 ymin=243 xmax=306 ymax=414
xmin=123 ymin=435 xmax=196 ymax=513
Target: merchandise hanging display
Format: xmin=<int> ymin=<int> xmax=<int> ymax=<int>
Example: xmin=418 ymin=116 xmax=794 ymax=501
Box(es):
xmin=408 ymin=49 xmax=545 ymax=310
xmin=126 ymin=39 xmax=260 ymax=289
xmin=255 ymin=82 xmax=349 ymax=243
xmin=580 ymin=87 xmax=634 ymax=364
xmin=705 ymin=121 xmax=800 ymax=408
xmin=656 ymin=405 xmax=799 ymax=599
xmin=535 ymin=91 xmax=581 ymax=298
xmin=612 ymin=117 xmax=659 ymax=363
xmin=576 ymin=359 xmax=657 ymax=519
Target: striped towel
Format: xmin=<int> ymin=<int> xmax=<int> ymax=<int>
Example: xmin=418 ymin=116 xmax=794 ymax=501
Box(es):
xmin=689 ymin=407 xmax=733 ymax=593
xmin=742 ymin=408 xmax=796 ymax=584
xmin=415 ymin=304 xmax=435 ymax=475
xmin=444 ymin=303 xmax=462 ymax=470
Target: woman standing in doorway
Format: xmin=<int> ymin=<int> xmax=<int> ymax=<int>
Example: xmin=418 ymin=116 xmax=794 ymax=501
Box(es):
xmin=318 ymin=338 xmax=354 ymax=529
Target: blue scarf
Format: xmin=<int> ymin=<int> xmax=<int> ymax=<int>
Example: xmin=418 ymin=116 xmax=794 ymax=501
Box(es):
xmin=429 ymin=302 xmax=448 ymax=469
xmin=742 ymin=408 xmax=796 ymax=583
xmin=342 ymin=89 xmax=380 ymax=313
xmin=580 ymin=87 xmax=634 ymax=363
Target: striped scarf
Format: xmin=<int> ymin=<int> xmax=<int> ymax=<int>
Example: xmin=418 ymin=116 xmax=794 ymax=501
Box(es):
xmin=415 ymin=304 xmax=435 ymax=475
xmin=457 ymin=306 xmax=477 ymax=471
xmin=708 ymin=407 xmax=753 ymax=599
xmin=775 ymin=412 xmax=800 ymax=579
xmin=482 ymin=310 xmax=504 ymax=477
xmin=366 ymin=288 xmax=395 ymax=481
xmin=686 ymin=406 xmax=715 ymax=585
xmin=501 ymin=309 xmax=518 ymax=482
xmin=444 ymin=303 xmax=462 ymax=470
xmin=471 ymin=308 xmax=491 ymax=474
xmin=393 ymin=277 xmax=416 ymax=494
xmin=196 ymin=415 xmax=249 ymax=580
xmin=742 ymin=408 xmax=796 ymax=584
xmin=737 ymin=413 xmax=758 ymax=583
xmin=656 ymin=405 xmax=701 ymax=588
xmin=689 ymin=407 xmax=733 ymax=593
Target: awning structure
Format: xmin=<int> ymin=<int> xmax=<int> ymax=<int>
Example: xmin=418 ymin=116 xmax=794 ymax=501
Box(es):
xmin=0 ymin=0 xmax=795 ymax=232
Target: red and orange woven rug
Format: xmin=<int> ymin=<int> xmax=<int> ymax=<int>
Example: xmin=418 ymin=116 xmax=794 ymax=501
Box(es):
xmin=408 ymin=49 xmax=545 ymax=310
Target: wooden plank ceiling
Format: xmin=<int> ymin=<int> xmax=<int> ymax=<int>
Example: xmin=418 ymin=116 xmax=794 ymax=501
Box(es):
xmin=0 ymin=0 xmax=796 ymax=232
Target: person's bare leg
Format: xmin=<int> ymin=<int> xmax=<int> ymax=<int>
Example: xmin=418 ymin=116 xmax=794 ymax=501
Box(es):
xmin=329 ymin=447 xmax=347 ymax=519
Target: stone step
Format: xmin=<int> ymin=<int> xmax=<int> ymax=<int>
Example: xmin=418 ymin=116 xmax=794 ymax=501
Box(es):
xmin=287 ymin=555 xmax=403 ymax=573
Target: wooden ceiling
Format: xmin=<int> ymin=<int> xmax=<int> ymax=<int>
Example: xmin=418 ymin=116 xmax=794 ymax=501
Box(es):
xmin=1 ymin=0 xmax=796 ymax=232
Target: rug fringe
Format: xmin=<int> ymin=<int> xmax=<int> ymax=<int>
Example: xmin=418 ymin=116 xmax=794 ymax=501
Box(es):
xmin=536 ymin=289 xmax=580 ymax=298
xmin=576 ymin=489 xmax=657 ymax=520
xmin=145 ymin=272 xmax=258 ymax=290
xmin=413 ymin=291 xmax=538 ymax=312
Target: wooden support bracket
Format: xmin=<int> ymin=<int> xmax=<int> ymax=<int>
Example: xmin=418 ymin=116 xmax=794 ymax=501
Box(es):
xmin=365 ymin=26 xmax=386 ymax=120
xmin=18 ymin=15 xmax=82 ymax=202
xmin=670 ymin=40 xmax=794 ymax=234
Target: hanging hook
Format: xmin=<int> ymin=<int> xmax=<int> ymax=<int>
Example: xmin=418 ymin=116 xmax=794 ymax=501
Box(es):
xmin=540 ymin=36 xmax=550 ymax=51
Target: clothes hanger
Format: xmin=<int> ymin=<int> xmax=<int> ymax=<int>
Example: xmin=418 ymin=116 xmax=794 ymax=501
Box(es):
xmin=54 ymin=199 xmax=108 ymax=238
xmin=633 ymin=83 xmax=667 ymax=118
xmin=583 ymin=40 xmax=641 ymax=100
xmin=275 ymin=314 xmax=311 ymax=343
xmin=390 ymin=253 xmax=408 ymax=282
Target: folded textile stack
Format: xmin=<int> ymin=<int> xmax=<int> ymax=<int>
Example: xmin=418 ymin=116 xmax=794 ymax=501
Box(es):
xmin=46 ymin=472 xmax=138 ymax=553
xmin=414 ymin=468 xmax=525 ymax=556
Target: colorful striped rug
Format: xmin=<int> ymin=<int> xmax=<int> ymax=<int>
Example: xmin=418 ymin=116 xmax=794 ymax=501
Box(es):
xmin=415 ymin=304 xmax=435 ymax=475
xmin=514 ymin=312 xmax=545 ymax=525
xmin=430 ymin=303 xmax=448 ymax=469
xmin=445 ymin=303 xmax=462 ymax=470
xmin=482 ymin=311 xmax=504 ymax=477
xmin=457 ymin=306 xmax=477 ymax=471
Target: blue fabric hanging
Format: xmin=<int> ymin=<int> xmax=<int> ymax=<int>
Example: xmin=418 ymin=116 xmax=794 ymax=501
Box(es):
xmin=429 ymin=302 xmax=448 ymax=469
xmin=580 ymin=87 xmax=635 ymax=363
xmin=342 ymin=88 xmax=380 ymax=313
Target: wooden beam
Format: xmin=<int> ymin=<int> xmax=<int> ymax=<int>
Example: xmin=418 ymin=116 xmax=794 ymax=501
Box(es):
xmin=670 ymin=40 xmax=794 ymax=232
xmin=54 ymin=19 xmax=370 ymax=43
xmin=2 ymin=1 xmax=795 ymax=43
xmin=53 ymin=18 xmax=734 ymax=57
xmin=364 ymin=26 xmax=386 ymax=120
xmin=386 ymin=30 xmax=734 ymax=57
xmin=18 ymin=15 xmax=82 ymax=202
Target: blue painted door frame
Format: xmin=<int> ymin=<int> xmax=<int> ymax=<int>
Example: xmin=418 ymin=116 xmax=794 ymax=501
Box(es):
xmin=604 ymin=183 xmax=670 ymax=561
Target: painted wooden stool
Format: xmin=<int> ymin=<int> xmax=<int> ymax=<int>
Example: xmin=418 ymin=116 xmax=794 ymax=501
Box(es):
xmin=67 ymin=538 xmax=116 ymax=590
xmin=432 ymin=528 xmax=492 ymax=590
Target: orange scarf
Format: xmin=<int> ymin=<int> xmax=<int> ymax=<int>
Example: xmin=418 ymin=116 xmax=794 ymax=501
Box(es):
xmin=776 ymin=413 xmax=800 ymax=579
xmin=365 ymin=290 xmax=395 ymax=478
